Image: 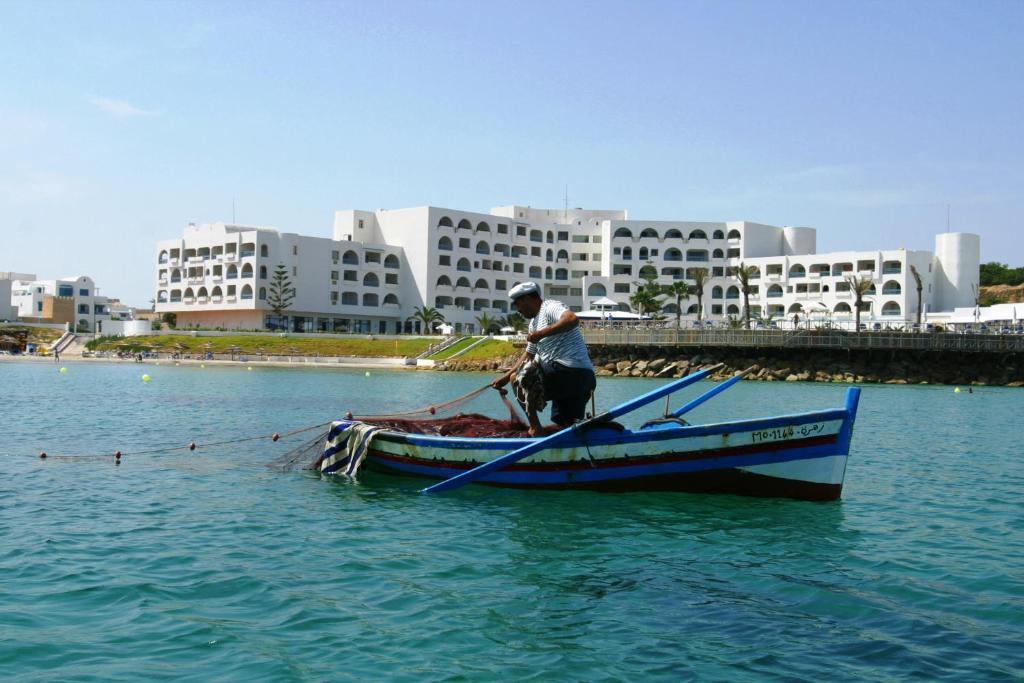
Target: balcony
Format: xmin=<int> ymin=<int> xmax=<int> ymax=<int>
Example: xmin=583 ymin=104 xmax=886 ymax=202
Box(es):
xmin=211 ymin=295 xmax=222 ymax=303
xmin=226 ymin=296 xmax=237 ymax=303
xmin=157 ymin=278 xmax=168 ymax=286
xmin=223 ymin=253 xmax=238 ymax=262
xmin=183 ymin=297 xmax=195 ymax=304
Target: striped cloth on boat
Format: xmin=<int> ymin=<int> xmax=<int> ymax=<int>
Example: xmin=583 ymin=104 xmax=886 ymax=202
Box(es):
xmin=319 ymin=421 xmax=385 ymax=476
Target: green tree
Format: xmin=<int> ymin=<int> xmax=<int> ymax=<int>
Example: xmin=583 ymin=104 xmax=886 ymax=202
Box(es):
xmin=660 ymin=280 xmax=691 ymax=329
xmin=730 ymin=262 xmax=759 ymax=329
xmin=630 ymin=264 xmax=665 ymax=317
xmin=690 ymin=267 xmax=709 ymax=321
xmin=845 ymin=275 xmax=874 ymax=332
xmin=500 ymin=312 xmax=527 ymax=332
xmin=267 ymin=264 xmax=296 ymax=327
xmin=475 ymin=312 xmax=499 ymax=334
xmin=980 ymin=262 xmax=1024 ymax=287
xmin=409 ymin=306 xmax=445 ymax=334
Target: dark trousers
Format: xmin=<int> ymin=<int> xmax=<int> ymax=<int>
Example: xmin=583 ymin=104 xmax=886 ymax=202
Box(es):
xmin=542 ymin=363 xmax=597 ymax=426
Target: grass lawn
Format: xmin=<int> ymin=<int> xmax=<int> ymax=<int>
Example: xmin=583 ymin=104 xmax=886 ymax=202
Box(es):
xmin=87 ymin=334 xmax=435 ymax=357
xmin=428 ymin=336 xmax=479 ymax=360
xmin=447 ymin=338 xmax=518 ymax=361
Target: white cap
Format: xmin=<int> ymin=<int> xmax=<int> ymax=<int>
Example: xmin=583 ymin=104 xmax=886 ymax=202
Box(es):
xmin=508 ymin=281 xmax=540 ymax=300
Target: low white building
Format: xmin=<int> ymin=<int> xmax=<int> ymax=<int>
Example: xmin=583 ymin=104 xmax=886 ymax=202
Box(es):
xmin=10 ymin=275 xmax=112 ymax=332
xmin=153 ymin=205 xmax=981 ymax=333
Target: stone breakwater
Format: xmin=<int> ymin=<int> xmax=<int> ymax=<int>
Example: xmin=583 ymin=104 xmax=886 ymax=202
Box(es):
xmin=437 ymin=346 xmax=1024 ymax=387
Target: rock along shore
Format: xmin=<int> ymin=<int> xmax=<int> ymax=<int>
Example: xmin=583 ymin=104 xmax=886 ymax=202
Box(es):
xmin=437 ymin=345 xmax=1024 ymax=387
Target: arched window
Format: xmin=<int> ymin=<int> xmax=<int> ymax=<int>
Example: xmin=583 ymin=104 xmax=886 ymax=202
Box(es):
xmin=832 ymin=262 xmax=853 ymax=276
xmin=241 ymin=284 xmax=253 ymax=300
xmin=363 ymin=273 xmax=379 ymax=287
xmin=726 ymin=286 xmax=740 ymax=299
xmin=260 ymin=244 xmax=269 ymax=257
xmin=557 ymin=249 xmax=568 ymax=261
xmin=384 ymin=254 xmax=400 ymax=269
xmin=767 ymin=284 xmax=783 ymax=298
xmin=789 ymin=264 xmax=806 ymax=278
xmin=437 ymin=236 xmax=453 ymax=251
xmin=197 ymin=286 xmax=208 ymax=299
xmin=883 ymin=280 xmax=902 ymax=295
xmin=171 ymin=269 xmax=182 ymax=283
xmin=686 ymin=304 xmax=698 ymax=315
xmin=184 ymin=287 xmax=195 ymax=299
xmin=258 ymin=287 xmax=267 ymax=300
xmin=211 ymin=286 xmax=222 ymax=298
xmin=639 ymin=264 xmax=658 ymax=280
xmin=588 ymin=283 xmax=607 ymax=296
xmin=727 ymin=229 xmax=741 ymax=239
xmin=555 ymin=268 xmax=568 ymax=281
xmin=457 ymin=258 xmax=471 ymax=272
xmin=474 ymin=278 xmax=489 ymax=290
xmin=712 ymin=230 xmax=725 ymax=239
xmin=640 ymin=228 xmax=659 ymax=239
xmin=170 ymin=290 xmax=182 ymax=302
xmin=788 ymin=303 xmax=802 ymax=314
xmin=383 ymin=293 xmax=399 ymax=305
xmin=545 ymin=267 xmax=553 ymax=280
xmin=546 ymin=231 xmax=554 ymax=243
xmin=343 ymin=250 xmax=359 ymax=265
xmin=259 ymin=265 xmax=267 ymax=279
xmin=546 ymin=249 xmax=553 ymax=262
xmin=663 ymin=303 xmax=678 ymax=314
xmin=664 ymin=248 xmax=682 ymax=261
xmin=712 ymin=249 xmax=724 ymax=259
xmin=834 ymin=302 xmax=852 ymax=314
xmin=438 ymin=216 xmax=453 ymax=228
xmin=727 ymin=304 xmax=740 ymax=315
xmin=639 ymin=247 xmax=649 ymax=260
xmin=158 ymin=250 xmax=169 ymax=264
xmin=476 ymin=221 xmax=490 ymax=233
xmin=689 ymin=229 xmax=707 ymax=240
xmin=475 ymin=241 xmax=490 ymax=255
xmin=456 ymin=277 xmax=471 ymax=289
xmin=711 ymin=286 xmax=723 ymax=299
xmin=363 ymin=293 xmax=379 ymax=307
xmin=227 ymin=265 xmax=238 ymax=279
xmin=882 ymin=302 xmax=902 ymax=316
xmin=437 ymin=275 xmax=452 ymax=287
xmin=613 ymin=227 xmax=633 ymax=239
xmin=241 ymin=263 xmax=253 ymax=278
xmin=157 ymin=290 xmax=168 ymax=302
xmin=529 ymin=266 xmax=542 ymax=278
xmin=457 ymin=219 xmax=472 ymax=231
xmin=664 ymin=229 xmax=683 ymax=239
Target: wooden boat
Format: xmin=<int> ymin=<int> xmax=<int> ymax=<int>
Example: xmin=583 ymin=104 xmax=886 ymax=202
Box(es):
xmin=321 ymin=373 xmax=861 ymax=501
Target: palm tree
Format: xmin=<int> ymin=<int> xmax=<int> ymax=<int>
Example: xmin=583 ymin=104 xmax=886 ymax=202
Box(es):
xmin=661 ymin=281 xmax=691 ymax=329
xmin=409 ymin=306 xmax=445 ymax=334
xmin=690 ymin=267 xmax=709 ymax=321
xmin=629 ymin=286 xmax=663 ymax=317
xmin=730 ymin=262 xmax=759 ymax=329
xmin=501 ymin=312 xmax=527 ymax=333
xmin=846 ymin=275 xmax=874 ymax=332
xmin=475 ymin=312 xmax=499 ymax=334
xmin=909 ymin=265 xmax=923 ymax=325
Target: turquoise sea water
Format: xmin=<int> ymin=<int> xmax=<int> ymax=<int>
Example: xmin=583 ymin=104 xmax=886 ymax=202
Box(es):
xmin=1 ymin=360 xmax=1022 ymax=681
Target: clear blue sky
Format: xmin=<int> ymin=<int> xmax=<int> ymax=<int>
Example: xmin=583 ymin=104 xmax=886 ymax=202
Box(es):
xmin=2 ymin=0 xmax=1021 ymax=306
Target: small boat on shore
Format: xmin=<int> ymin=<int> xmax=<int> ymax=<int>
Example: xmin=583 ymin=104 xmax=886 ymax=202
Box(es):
xmin=319 ymin=367 xmax=862 ymax=501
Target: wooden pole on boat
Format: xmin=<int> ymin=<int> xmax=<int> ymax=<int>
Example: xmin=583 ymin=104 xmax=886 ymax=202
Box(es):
xmin=421 ymin=364 xmax=723 ymax=493
xmin=670 ymin=366 xmax=756 ymax=418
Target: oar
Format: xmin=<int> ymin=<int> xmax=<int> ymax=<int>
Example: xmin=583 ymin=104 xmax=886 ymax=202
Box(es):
xmin=421 ymin=363 xmax=723 ymax=493
xmin=670 ymin=366 xmax=755 ymax=418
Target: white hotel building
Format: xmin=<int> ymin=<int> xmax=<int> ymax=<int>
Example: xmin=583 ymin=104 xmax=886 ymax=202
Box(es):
xmin=153 ymin=204 xmax=980 ymax=334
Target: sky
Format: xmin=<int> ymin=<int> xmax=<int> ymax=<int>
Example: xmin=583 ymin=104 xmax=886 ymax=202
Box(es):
xmin=1 ymin=0 xmax=1021 ymax=306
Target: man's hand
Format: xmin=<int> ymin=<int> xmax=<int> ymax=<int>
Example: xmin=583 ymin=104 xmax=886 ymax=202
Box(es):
xmin=490 ymin=372 xmax=512 ymax=390
xmin=526 ymin=330 xmax=545 ymax=344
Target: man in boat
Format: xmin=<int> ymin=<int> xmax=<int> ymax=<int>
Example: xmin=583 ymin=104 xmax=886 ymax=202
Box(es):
xmin=491 ymin=282 xmax=596 ymax=436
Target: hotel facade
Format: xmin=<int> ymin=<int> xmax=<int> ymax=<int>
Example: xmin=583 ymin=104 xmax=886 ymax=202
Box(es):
xmin=153 ymin=205 xmax=980 ymax=334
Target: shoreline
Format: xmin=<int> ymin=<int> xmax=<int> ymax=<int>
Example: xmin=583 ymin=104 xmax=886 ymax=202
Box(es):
xmin=0 ymin=354 xmax=426 ymax=372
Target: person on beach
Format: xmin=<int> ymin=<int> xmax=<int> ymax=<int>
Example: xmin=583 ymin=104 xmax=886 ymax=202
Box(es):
xmin=491 ymin=282 xmax=596 ymax=437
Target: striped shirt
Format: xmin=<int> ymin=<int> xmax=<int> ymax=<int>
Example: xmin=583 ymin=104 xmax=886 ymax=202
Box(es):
xmin=526 ymin=299 xmax=593 ymax=372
